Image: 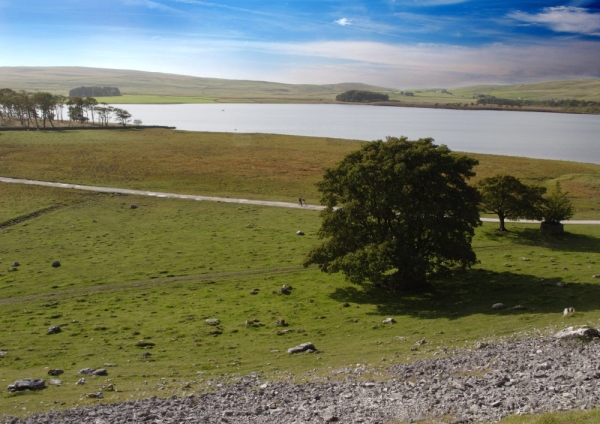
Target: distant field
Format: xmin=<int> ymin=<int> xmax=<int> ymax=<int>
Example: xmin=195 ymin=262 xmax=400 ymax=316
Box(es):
xmin=0 ymin=66 xmax=387 ymax=101
xmin=1 ymin=129 xmax=599 ymax=218
xmin=1 ymin=66 xmax=598 ymax=107
xmin=94 ymin=95 xmax=216 ymax=104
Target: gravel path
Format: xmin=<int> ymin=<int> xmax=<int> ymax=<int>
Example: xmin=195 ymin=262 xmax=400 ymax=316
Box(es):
xmin=4 ymin=336 xmax=600 ymax=423
xmin=2 ymin=177 xmax=600 ymax=224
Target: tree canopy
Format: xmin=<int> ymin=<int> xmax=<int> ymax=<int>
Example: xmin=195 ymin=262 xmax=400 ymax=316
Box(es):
xmin=303 ymin=137 xmax=481 ymax=292
xmin=335 ymin=90 xmax=389 ymax=103
xmin=69 ymin=86 xmax=121 ymax=97
xmin=477 ymin=175 xmax=546 ymax=231
xmin=542 ymin=181 xmax=573 ymax=224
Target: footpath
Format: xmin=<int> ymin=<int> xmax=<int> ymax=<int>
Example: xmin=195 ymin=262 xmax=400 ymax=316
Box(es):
xmin=2 ymin=176 xmax=599 ymax=224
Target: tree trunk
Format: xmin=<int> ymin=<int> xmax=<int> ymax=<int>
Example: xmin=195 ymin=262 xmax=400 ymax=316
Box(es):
xmin=498 ymin=212 xmax=507 ymax=231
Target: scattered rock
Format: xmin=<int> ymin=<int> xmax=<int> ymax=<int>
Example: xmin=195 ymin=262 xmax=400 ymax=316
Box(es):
xmin=556 ymin=282 xmax=566 ymax=287
xmin=563 ymin=307 xmax=576 ymax=317
xmin=51 ymin=261 xmax=61 ymax=268
xmin=476 ymin=342 xmax=489 ymax=349
xmin=136 ymin=340 xmax=156 ymax=348
xmin=341 ymin=302 xmax=350 ymax=307
xmin=205 ymin=319 xmax=220 ymax=326
xmin=47 ymin=369 xmax=64 ymax=376
xmin=92 ymin=369 xmax=108 ymax=376
xmin=78 ymin=368 xmax=95 ymax=375
xmin=7 ymin=378 xmax=46 ymax=392
xmin=414 ymin=339 xmax=427 ymax=346
xmin=278 ymin=285 xmax=293 ymax=295
xmin=8 ymin=337 xmax=600 ymax=424
xmin=47 ymin=325 xmax=61 ymax=335
xmin=553 ymin=326 xmax=599 ymax=340
xmin=12 ymin=261 xmax=20 ymax=267
xmin=492 ymin=303 xmax=504 ymax=309
xmin=249 ymin=288 xmax=260 ymax=295
xmin=86 ymin=392 xmax=104 ymax=399
xmin=296 ymin=230 xmax=305 ymax=236
xmin=245 ymin=319 xmax=263 ymax=327
xmin=0 ymin=351 xmax=7 ymax=356
xmin=592 ymin=274 xmax=600 ymax=278
xmin=48 ymin=379 xmax=62 ymax=386
xmin=100 ymin=384 xmax=115 ymax=391
xmin=513 ymin=305 xmax=526 ymax=310
xmin=521 ymin=257 xmax=530 ymax=261
xmin=75 ymin=378 xmax=86 ymax=385
xmin=276 ymin=318 xmax=287 ymax=326
xmin=130 ymin=204 xmax=137 ymax=209
xmin=382 ymin=318 xmax=396 ymax=324
xmin=287 ymin=342 xmax=316 ymax=354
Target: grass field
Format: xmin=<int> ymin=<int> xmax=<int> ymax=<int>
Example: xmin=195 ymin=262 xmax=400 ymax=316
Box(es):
xmin=1 ymin=129 xmax=599 ymax=217
xmin=1 ymin=130 xmax=600 ymax=421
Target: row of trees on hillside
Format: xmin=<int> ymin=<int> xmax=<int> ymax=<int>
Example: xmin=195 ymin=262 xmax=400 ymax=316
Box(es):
xmin=0 ymin=89 xmax=132 ymax=128
xmin=304 ymin=137 xmax=574 ymax=293
xmin=336 ymin=90 xmax=390 ymax=102
xmin=475 ymin=94 xmax=600 ymax=110
xmin=69 ymin=86 xmax=121 ymax=97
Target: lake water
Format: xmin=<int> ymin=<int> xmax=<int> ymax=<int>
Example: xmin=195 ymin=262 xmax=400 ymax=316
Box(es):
xmin=119 ymin=104 xmax=600 ymax=164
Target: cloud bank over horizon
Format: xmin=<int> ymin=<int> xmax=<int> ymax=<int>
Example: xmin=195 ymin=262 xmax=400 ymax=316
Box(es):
xmin=1 ymin=0 xmax=599 ymax=88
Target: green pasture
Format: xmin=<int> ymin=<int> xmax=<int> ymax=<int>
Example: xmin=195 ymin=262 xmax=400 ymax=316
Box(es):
xmin=1 ymin=129 xmax=599 ymax=218
xmin=1 ymin=179 xmax=600 ymax=418
xmin=1 ymin=130 xmax=600 ymax=420
xmin=94 ymin=95 xmax=217 ymax=104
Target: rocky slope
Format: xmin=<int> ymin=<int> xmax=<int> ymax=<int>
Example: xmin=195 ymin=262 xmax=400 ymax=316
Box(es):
xmin=3 ymin=335 xmax=600 ymax=423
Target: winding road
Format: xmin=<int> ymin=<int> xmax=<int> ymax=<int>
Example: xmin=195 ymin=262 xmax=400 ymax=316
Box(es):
xmin=2 ymin=176 xmax=599 ymax=224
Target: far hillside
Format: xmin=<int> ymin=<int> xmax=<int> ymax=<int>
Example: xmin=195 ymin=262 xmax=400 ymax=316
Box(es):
xmin=1 ymin=67 xmax=598 ymax=113
xmin=0 ymin=66 xmax=391 ymax=103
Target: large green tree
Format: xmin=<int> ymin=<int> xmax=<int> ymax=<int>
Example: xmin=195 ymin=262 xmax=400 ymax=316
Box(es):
xmin=303 ymin=137 xmax=481 ymax=292
xmin=477 ymin=175 xmax=546 ymax=231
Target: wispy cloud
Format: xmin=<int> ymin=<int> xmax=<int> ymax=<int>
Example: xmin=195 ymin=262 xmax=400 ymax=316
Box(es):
xmin=122 ymin=0 xmax=188 ymax=16
xmin=388 ymin=0 xmax=471 ymax=6
xmin=509 ymin=6 xmax=600 ymax=36
xmin=334 ymin=18 xmax=352 ymax=26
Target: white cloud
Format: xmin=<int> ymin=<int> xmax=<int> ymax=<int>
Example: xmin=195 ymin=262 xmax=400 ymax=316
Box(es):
xmin=334 ymin=18 xmax=352 ymax=26
xmin=509 ymin=6 xmax=600 ymax=36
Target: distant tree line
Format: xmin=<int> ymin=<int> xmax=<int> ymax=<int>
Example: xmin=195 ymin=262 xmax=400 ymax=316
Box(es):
xmin=0 ymin=89 xmax=132 ymax=128
xmin=475 ymin=94 xmax=600 ymax=111
xmin=69 ymin=86 xmax=121 ymax=97
xmin=336 ymin=90 xmax=390 ymax=103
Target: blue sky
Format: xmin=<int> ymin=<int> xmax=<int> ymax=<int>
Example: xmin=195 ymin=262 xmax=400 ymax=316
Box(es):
xmin=1 ymin=0 xmax=599 ymax=88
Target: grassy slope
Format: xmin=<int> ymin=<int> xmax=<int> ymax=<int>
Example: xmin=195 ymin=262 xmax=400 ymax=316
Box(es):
xmin=1 ymin=131 xmax=600 ymax=420
xmin=0 ymin=66 xmax=389 ymax=102
xmin=2 ymin=66 xmax=599 ymax=106
xmin=1 ymin=129 xmax=599 ymax=218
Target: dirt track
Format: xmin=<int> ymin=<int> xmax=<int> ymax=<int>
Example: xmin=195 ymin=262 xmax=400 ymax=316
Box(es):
xmin=2 ymin=176 xmax=599 ymax=224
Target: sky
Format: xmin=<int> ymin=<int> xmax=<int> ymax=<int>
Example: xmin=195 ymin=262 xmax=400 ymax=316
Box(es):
xmin=1 ymin=0 xmax=600 ymax=88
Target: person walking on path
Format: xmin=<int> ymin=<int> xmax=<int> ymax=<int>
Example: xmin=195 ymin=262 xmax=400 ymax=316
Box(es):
xmin=302 ymin=197 xmax=306 ymax=207
xmin=299 ymin=197 xmax=303 ymax=206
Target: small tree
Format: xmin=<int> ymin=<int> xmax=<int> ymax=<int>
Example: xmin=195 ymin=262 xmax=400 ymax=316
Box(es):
xmin=542 ymin=181 xmax=573 ymax=225
xmin=133 ymin=119 xmax=142 ymax=125
xmin=303 ymin=137 xmax=481 ymax=293
xmin=478 ymin=175 xmax=546 ymax=231
xmin=113 ymin=108 xmax=131 ymax=127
